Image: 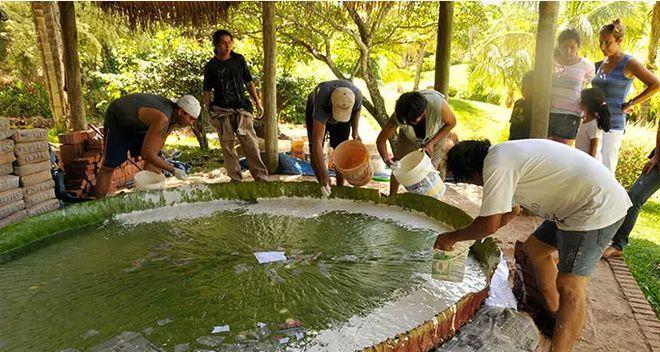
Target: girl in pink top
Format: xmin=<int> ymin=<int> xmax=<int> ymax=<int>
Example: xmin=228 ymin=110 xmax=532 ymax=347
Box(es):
xmin=549 ymin=28 xmax=595 ymax=145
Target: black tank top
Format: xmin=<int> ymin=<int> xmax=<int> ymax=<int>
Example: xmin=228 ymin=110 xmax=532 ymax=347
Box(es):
xmin=105 ymin=93 xmax=174 ymax=133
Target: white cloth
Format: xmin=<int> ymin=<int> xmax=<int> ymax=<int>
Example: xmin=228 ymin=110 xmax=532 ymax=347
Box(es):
xmin=575 ymin=119 xmax=603 ymax=161
xmin=601 ymin=129 xmax=624 ymax=174
xmin=479 ymin=139 xmax=631 ymax=231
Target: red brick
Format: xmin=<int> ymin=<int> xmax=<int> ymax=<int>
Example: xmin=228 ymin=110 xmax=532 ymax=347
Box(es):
xmin=58 ymin=131 xmax=89 ymax=145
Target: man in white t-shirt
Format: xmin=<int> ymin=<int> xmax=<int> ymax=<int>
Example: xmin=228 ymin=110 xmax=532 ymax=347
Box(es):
xmin=435 ymin=139 xmax=631 ymax=352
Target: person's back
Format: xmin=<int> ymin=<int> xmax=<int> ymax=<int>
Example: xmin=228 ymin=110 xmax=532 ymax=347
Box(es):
xmin=508 ymin=98 xmax=532 ymax=140
xmin=483 ymin=139 xmax=630 ymax=231
xmin=106 ymin=93 xmax=174 ymax=133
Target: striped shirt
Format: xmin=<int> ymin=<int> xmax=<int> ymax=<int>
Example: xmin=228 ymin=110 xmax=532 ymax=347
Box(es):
xmin=592 ymin=54 xmax=634 ymax=131
xmin=550 ymin=58 xmax=594 ymax=116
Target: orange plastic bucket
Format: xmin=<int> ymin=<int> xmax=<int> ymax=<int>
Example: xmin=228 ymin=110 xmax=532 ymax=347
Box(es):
xmin=333 ymin=140 xmax=373 ymax=187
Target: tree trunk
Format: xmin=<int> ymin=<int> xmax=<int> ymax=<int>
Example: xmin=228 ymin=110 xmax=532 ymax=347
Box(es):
xmin=434 ymin=2 xmax=453 ymax=95
xmin=31 ymin=2 xmax=67 ymax=131
xmin=58 ymin=2 xmax=86 ymax=131
xmin=413 ymin=42 xmax=426 ymax=91
xmin=262 ymin=1 xmax=278 ymax=173
xmin=640 ymin=1 xmax=660 ymax=122
xmin=530 ymin=1 xmax=559 ymax=138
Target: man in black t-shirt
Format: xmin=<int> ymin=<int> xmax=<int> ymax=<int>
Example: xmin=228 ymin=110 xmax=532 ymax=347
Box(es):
xmin=203 ymin=29 xmax=268 ymax=182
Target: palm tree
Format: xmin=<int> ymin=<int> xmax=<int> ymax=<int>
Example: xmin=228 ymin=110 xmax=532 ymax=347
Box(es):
xmin=640 ymin=2 xmax=660 ymax=122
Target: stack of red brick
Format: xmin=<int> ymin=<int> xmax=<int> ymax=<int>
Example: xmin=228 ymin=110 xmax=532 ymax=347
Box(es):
xmin=58 ymin=129 xmax=144 ymax=197
xmin=0 ymin=118 xmax=59 ymax=228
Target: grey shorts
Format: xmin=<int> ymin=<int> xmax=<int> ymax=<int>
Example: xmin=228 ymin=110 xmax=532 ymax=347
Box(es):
xmin=548 ymin=113 xmax=580 ymax=139
xmin=533 ymin=218 xmax=624 ymax=276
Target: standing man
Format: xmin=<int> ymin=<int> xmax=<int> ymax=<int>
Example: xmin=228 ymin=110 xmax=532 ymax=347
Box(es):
xmin=435 ymin=139 xmax=631 ymax=352
xmin=96 ymin=93 xmax=200 ymax=198
xmin=203 ymin=29 xmax=268 ymax=182
xmin=376 ymin=90 xmax=457 ymax=195
xmin=305 ymin=80 xmax=363 ymax=196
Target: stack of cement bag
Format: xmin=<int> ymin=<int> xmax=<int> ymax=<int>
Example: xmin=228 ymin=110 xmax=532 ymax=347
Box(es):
xmin=0 ymin=117 xmax=23 ymax=228
xmin=13 ymin=128 xmax=58 ymax=218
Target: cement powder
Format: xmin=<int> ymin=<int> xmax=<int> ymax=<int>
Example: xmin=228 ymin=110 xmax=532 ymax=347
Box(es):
xmin=23 ymin=188 xmax=56 ymax=208
xmin=0 ymin=188 xmax=24 ymax=207
xmin=0 ymin=163 xmax=12 ymax=176
xmin=15 ymin=150 xmax=49 ymax=166
xmin=13 ymin=160 xmax=50 ymax=176
xmin=0 ymin=139 xmax=14 ymax=154
xmin=25 ymin=198 xmax=59 ymax=217
xmin=11 ymin=128 xmax=48 ymax=143
xmin=13 ymin=140 xmax=49 ymax=156
xmin=19 ymin=169 xmax=52 ymax=187
xmin=22 ymin=180 xmax=56 ymax=196
xmin=0 ymin=175 xmax=19 ymax=193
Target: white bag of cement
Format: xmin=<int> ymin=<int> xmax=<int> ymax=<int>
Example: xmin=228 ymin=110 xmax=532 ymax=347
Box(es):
xmin=13 ymin=140 xmax=49 ymax=156
xmin=20 ymin=170 xmax=52 ymax=187
xmin=0 ymin=162 xmax=12 ymax=176
xmin=11 ymin=128 xmax=48 ymax=142
xmin=0 ymin=150 xmax=16 ymax=165
xmin=0 ymin=174 xmax=19 ymax=192
xmin=13 ymin=160 xmax=50 ymax=176
xmin=436 ymin=307 xmax=539 ymax=352
xmin=0 ymin=139 xmax=14 ymax=154
xmin=23 ymin=179 xmax=56 ymax=196
xmin=15 ymin=150 xmax=50 ymax=166
xmin=0 ymin=188 xmax=23 ymax=207
xmin=0 ymin=128 xmax=11 ymax=140
xmin=0 ymin=209 xmax=27 ymax=228
xmin=0 ymin=199 xmax=25 ymax=219
xmin=24 ymin=188 xmax=55 ymax=208
xmin=26 ymin=198 xmax=59 ymax=217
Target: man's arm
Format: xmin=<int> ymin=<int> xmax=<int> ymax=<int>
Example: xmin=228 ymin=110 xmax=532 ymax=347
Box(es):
xmin=311 ymin=119 xmax=330 ymax=186
xmin=350 ymin=109 xmax=361 ymax=140
xmin=139 ymin=108 xmax=174 ymax=173
xmin=376 ymin=118 xmax=398 ymax=165
xmin=434 ymin=206 xmax=520 ymax=250
xmin=203 ymin=91 xmax=213 ymax=111
xmin=246 ymin=81 xmax=263 ymax=118
xmin=643 ymin=124 xmax=660 ymax=174
xmin=588 ymin=138 xmax=600 ymax=158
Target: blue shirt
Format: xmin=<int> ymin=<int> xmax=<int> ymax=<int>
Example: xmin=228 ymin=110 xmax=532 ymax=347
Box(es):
xmin=592 ymin=55 xmax=634 ymax=131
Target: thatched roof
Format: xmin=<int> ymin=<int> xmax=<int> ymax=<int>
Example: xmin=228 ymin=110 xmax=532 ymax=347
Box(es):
xmin=96 ymin=2 xmax=238 ymax=28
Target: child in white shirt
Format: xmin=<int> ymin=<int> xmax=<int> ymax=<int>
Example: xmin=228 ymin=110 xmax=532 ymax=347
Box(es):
xmin=575 ymin=88 xmax=611 ymax=161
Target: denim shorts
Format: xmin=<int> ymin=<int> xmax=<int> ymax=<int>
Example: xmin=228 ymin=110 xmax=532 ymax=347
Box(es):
xmin=548 ymin=113 xmax=581 ymax=139
xmin=533 ymin=218 xmax=624 ymax=276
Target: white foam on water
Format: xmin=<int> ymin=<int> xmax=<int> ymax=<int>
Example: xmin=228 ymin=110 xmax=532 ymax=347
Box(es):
xmin=115 ymin=197 xmax=448 ymax=234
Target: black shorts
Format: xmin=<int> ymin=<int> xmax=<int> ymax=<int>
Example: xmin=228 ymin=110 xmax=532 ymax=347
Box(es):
xmin=548 ymin=113 xmax=580 ymax=139
xmin=102 ymin=124 xmax=144 ymax=168
xmin=305 ymin=94 xmax=351 ymax=150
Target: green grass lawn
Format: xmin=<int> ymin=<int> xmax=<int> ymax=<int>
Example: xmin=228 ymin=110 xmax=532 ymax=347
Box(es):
xmin=623 ymin=199 xmax=660 ymax=315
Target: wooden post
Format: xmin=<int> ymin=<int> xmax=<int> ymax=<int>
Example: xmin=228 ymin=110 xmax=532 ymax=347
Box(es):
xmin=262 ymin=1 xmax=278 ymax=173
xmin=530 ymin=1 xmax=559 ymax=138
xmin=58 ymin=2 xmax=87 ymax=131
xmin=434 ymin=2 xmax=453 ymax=95
xmin=31 ymin=2 xmax=67 ymax=131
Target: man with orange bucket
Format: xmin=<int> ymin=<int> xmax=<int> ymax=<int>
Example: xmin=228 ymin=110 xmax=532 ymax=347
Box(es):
xmin=376 ymin=90 xmax=457 ymax=195
xmin=305 ymin=80 xmax=363 ymax=196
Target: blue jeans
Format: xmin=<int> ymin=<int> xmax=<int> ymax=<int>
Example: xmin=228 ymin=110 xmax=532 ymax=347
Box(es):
xmin=611 ymin=165 xmax=660 ymax=250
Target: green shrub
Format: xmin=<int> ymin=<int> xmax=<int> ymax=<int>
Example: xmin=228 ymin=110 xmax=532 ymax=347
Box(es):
xmin=0 ymin=81 xmax=51 ymax=118
xmin=616 ymin=125 xmax=656 ymax=190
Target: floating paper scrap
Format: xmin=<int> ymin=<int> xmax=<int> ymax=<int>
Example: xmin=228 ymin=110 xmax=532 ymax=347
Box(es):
xmin=279 ymin=337 xmax=290 ymax=344
xmin=254 ymin=251 xmax=287 ymax=264
xmin=212 ymin=325 xmax=230 ymax=334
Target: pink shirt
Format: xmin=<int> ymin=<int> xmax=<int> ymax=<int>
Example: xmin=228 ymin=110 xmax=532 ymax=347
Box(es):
xmin=550 ymin=58 xmax=595 ymax=116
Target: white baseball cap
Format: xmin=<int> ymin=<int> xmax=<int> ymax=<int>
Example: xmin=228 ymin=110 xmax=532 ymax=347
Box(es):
xmin=176 ymin=95 xmax=201 ymax=119
xmin=330 ymin=87 xmax=355 ymax=123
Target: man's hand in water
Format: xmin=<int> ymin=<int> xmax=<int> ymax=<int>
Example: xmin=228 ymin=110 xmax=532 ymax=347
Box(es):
xmin=422 ymin=142 xmax=434 ymax=156
xmin=434 ymin=233 xmax=456 ymax=251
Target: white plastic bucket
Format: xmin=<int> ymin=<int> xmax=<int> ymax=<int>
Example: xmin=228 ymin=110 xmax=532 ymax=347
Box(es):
xmin=134 ymin=171 xmax=166 ymax=191
xmin=392 ymin=150 xmax=445 ymax=199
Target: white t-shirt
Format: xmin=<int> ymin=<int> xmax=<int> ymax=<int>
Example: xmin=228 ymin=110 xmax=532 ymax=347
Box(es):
xmin=575 ymin=119 xmax=603 ymax=161
xmin=479 ymin=139 xmax=631 ymax=231
xmin=550 ymin=57 xmax=595 ymax=116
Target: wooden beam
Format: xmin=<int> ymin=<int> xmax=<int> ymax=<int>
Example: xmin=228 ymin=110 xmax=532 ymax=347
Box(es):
xmin=262 ymin=1 xmax=278 ymax=173
xmin=530 ymin=1 xmax=559 ymax=138
xmin=58 ymin=2 xmax=87 ymax=131
xmin=31 ymin=2 xmax=67 ymax=131
xmin=434 ymin=2 xmax=453 ymax=95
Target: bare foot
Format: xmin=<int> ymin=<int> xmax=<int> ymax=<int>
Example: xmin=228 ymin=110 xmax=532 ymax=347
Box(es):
xmin=602 ymin=246 xmax=622 ymax=259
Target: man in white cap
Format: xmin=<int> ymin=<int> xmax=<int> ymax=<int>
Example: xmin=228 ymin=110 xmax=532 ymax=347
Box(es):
xmin=95 ymin=93 xmax=200 ymax=198
xmin=305 ymin=80 xmax=363 ymax=195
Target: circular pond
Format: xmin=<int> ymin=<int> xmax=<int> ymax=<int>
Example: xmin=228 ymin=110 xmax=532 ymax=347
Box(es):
xmin=0 ymin=183 xmax=496 ymax=352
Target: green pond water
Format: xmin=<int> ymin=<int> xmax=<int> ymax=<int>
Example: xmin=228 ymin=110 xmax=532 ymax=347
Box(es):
xmin=0 ymin=206 xmax=454 ymax=351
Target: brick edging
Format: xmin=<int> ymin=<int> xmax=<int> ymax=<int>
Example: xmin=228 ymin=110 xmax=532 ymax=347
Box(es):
xmin=607 ymin=257 xmax=660 ymax=352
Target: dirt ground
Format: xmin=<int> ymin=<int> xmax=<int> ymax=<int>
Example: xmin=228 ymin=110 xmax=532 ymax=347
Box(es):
xmin=161 ymin=171 xmax=651 ymax=352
